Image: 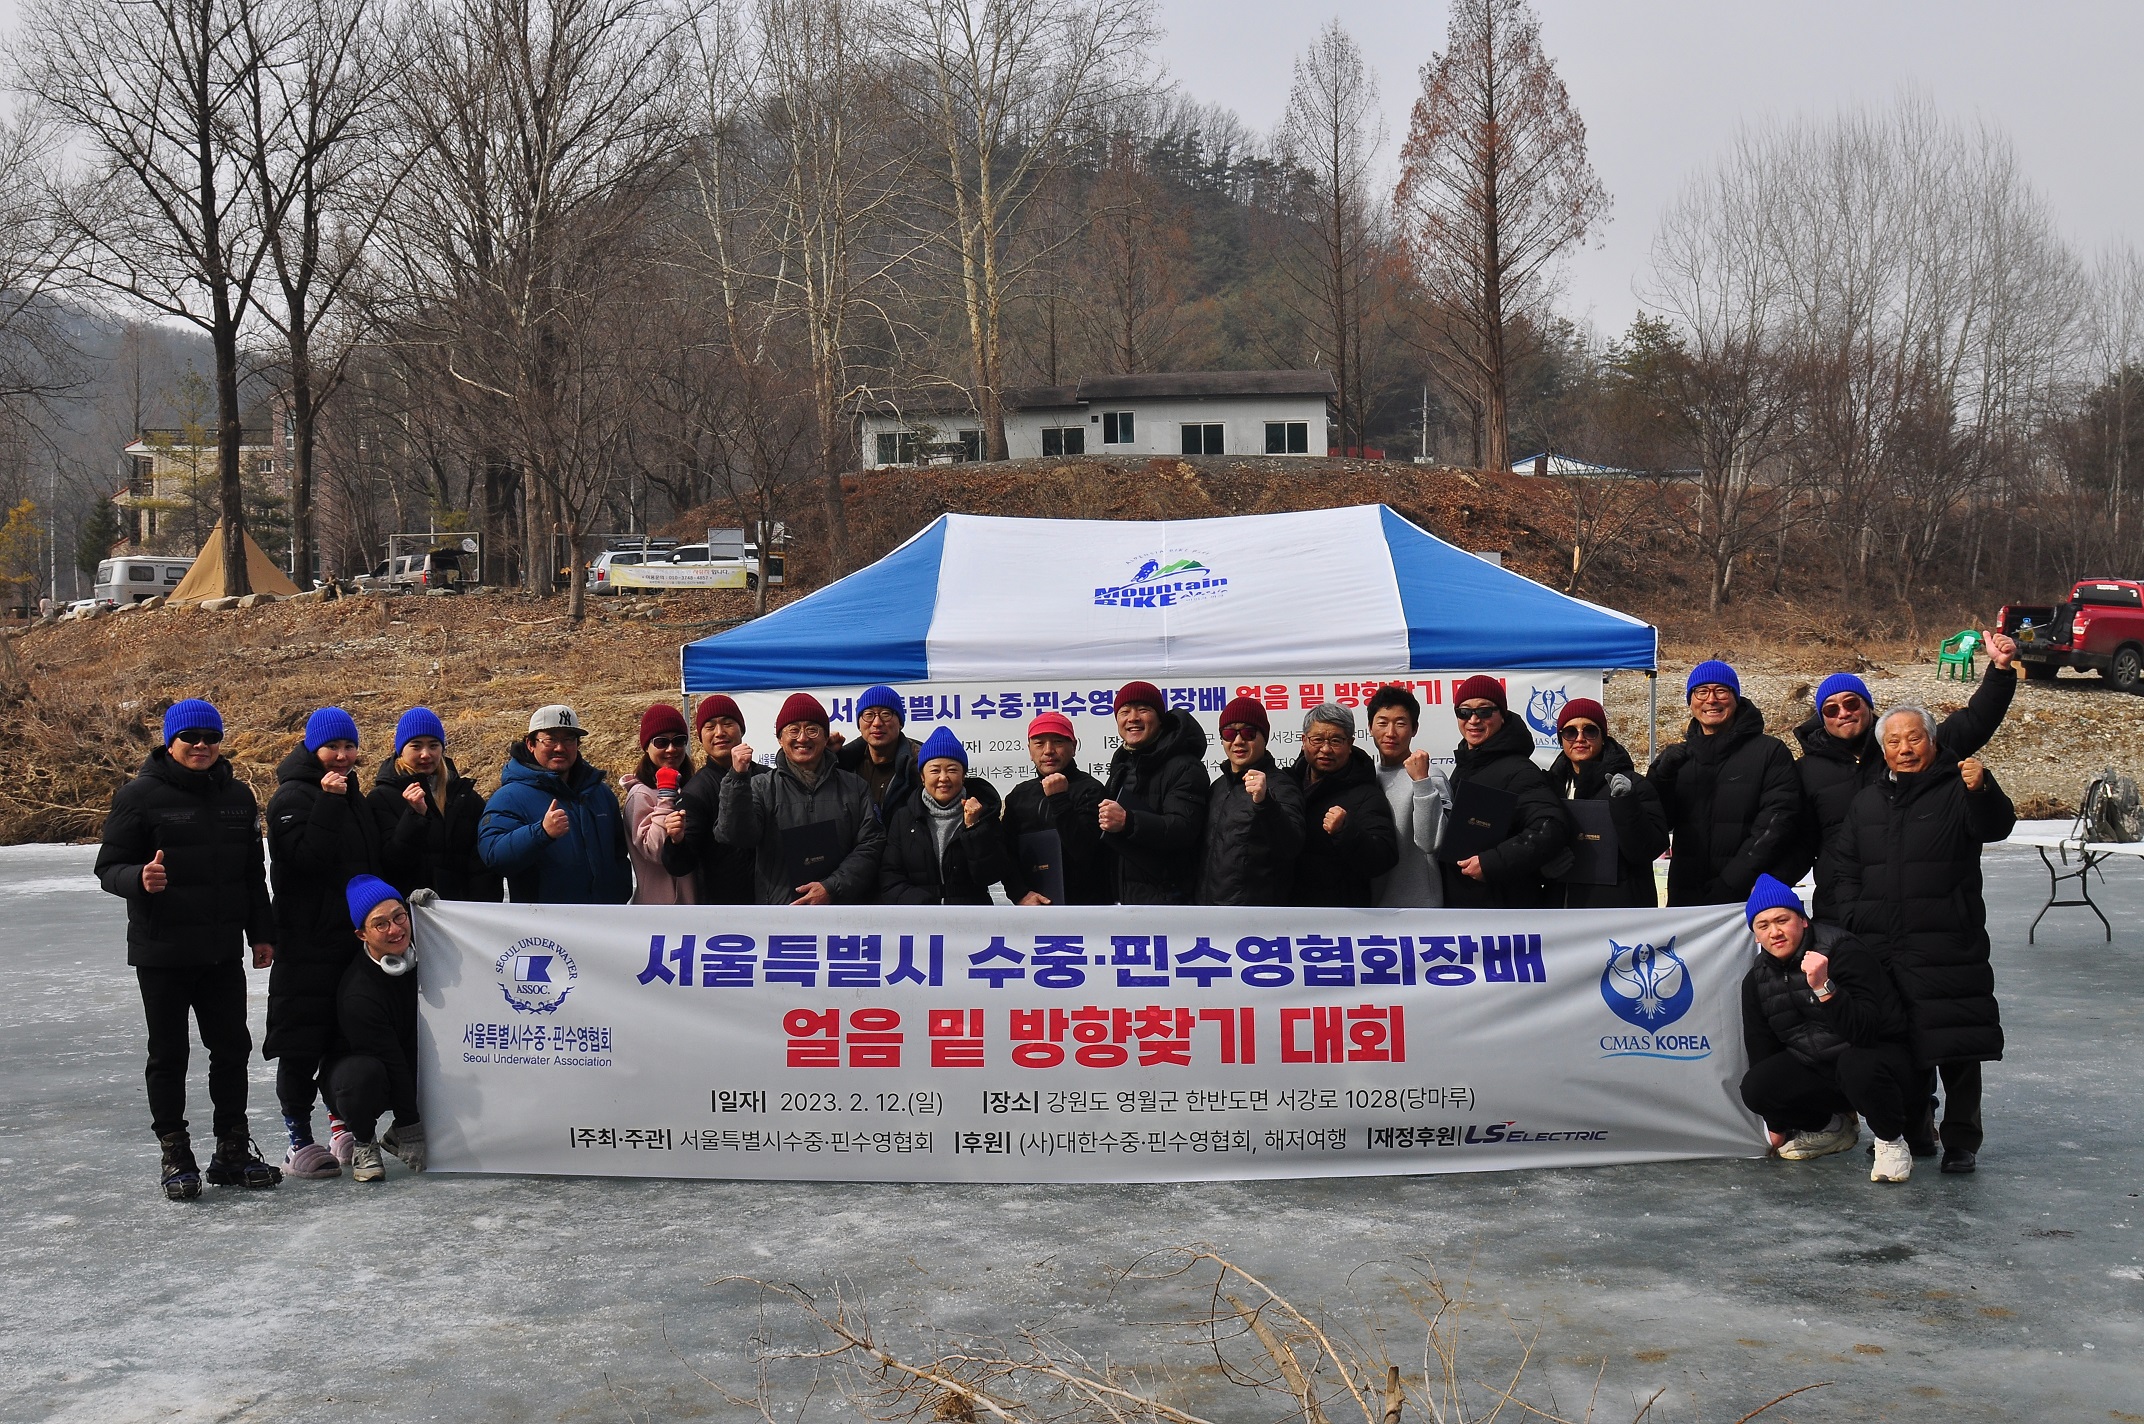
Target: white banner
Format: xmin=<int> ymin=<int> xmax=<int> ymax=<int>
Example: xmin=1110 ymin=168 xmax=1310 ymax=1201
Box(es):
xmin=415 ymin=902 xmax=1762 ymax=1182
xmin=613 ymin=563 xmax=748 ymax=590
xmin=711 ymin=670 xmax=1608 ymax=787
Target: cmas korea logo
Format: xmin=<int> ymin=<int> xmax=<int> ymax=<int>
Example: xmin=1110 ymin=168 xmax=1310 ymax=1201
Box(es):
xmin=1522 ymin=685 xmax=1570 ymax=744
xmin=495 ymin=936 xmax=578 ymax=1015
xmin=1597 ymin=938 xmax=1712 ymax=1060
xmin=1093 ymin=551 xmax=1229 ymax=609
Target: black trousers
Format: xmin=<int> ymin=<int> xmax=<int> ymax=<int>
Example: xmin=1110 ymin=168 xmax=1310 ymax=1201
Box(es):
xmin=322 ymin=1055 xmax=392 ymax=1141
xmin=1925 ymin=1061 xmax=1984 ymax=1152
xmin=136 ymin=961 xmax=252 ymax=1141
xmin=276 ymin=1054 xmax=325 ymax=1130
xmin=1740 ymin=1043 xmax=1918 ymax=1142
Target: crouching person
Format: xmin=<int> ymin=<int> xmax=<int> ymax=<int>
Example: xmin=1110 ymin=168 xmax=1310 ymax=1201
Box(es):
xmin=1739 ymin=876 xmax=1921 ymax=1184
xmin=323 ymin=877 xmax=426 ymax=1183
xmin=878 ymin=729 xmax=1007 ymax=904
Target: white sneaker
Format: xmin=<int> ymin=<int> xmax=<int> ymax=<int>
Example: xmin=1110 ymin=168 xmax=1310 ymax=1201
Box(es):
xmin=1778 ymin=1114 xmax=1859 ymax=1160
xmin=350 ymin=1141 xmax=385 ymax=1183
xmin=1871 ymin=1136 xmax=1913 ymax=1183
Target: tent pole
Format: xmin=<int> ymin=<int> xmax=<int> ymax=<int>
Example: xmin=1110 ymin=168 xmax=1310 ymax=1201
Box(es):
xmin=1645 ymin=670 xmax=1658 ymax=769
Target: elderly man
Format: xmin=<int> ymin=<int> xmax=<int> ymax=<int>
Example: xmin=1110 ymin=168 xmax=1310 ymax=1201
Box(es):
xmin=1739 ymin=875 xmax=1921 ymax=1183
xmin=478 ymin=705 xmax=632 ymax=904
xmin=834 ymin=684 xmax=920 ymax=823
xmin=1287 ymin=703 xmax=1397 ymax=907
xmin=1794 ymin=632 xmax=2019 ymax=921
xmin=1000 ymin=713 xmax=1111 ymax=905
xmin=1098 ymin=681 xmax=1210 ymax=904
xmin=1835 ymin=705 xmax=2016 ymax=1175
xmin=1198 ymin=697 xmax=1307 ymax=905
xmin=1646 ymin=660 xmax=1805 ymax=906
xmin=1365 ymin=685 xmax=1451 ymax=907
xmin=716 ymin=693 xmax=885 ymax=904
xmin=1437 ymin=675 xmax=1570 ymax=908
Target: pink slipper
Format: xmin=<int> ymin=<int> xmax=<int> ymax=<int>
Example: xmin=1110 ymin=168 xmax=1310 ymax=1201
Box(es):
xmin=328 ymin=1129 xmax=356 ymax=1168
xmin=282 ymin=1142 xmax=341 ymax=1179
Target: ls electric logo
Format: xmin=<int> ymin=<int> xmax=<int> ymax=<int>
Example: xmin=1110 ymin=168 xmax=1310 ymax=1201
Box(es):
xmin=495 ymin=936 xmax=578 ymax=1015
xmin=1093 ymin=551 xmax=1229 ymax=609
xmin=1598 ymin=938 xmax=1712 ymax=1060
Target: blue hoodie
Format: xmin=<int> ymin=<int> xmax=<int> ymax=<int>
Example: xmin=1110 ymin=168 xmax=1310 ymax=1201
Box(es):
xmin=478 ymin=742 xmax=632 ymax=904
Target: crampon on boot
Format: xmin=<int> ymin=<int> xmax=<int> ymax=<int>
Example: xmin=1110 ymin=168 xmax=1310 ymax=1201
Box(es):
xmin=159 ymin=1131 xmax=202 ymax=1201
xmin=205 ymin=1133 xmax=282 ymax=1190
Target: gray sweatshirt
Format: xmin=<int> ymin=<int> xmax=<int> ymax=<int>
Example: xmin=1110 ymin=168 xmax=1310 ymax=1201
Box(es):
xmin=1371 ymin=759 xmax=1450 ymax=908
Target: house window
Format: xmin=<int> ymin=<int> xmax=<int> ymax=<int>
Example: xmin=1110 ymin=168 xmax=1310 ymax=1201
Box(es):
xmin=1102 ymin=411 xmax=1134 ymax=445
xmin=958 ymin=429 xmax=982 ymax=462
xmin=1265 ymin=421 xmax=1310 ymax=455
xmin=876 ymin=432 xmax=899 ymax=465
xmin=1181 ymin=423 xmax=1223 ymax=455
xmin=1041 ymin=426 xmax=1086 ymax=457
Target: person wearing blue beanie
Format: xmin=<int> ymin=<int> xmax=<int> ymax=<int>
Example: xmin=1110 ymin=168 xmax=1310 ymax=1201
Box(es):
xmin=1812 ymin=672 xmax=1871 ymax=718
xmin=366 ymin=706 xmax=500 ymax=906
xmin=1685 ymin=659 xmax=1741 ymax=699
xmin=325 ymin=875 xmax=425 ymax=1182
xmin=394 ymin=707 xmax=447 ymax=754
xmin=856 ymin=685 xmax=904 ymax=723
xmin=836 ymin=685 xmax=922 ymax=824
xmin=162 ymin=698 xmax=224 ymax=746
xmin=1744 ymin=873 xmax=1805 ymax=927
xmin=878 ymin=728 xmax=1006 ymax=905
xmin=916 ymin=725 xmax=968 ymax=770
xmin=1649 ymin=656 xmax=1804 ymax=908
xmin=345 ymin=874 xmax=402 ymax=929
xmin=305 ymin=707 xmax=361 ymax=753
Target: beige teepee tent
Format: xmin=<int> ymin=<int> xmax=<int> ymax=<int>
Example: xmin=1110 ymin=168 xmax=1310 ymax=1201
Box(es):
xmin=168 ymin=522 xmax=302 ymax=601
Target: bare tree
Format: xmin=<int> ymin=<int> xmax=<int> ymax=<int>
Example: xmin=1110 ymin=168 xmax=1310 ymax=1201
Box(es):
xmin=1395 ymin=0 xmax=1607 ymax=475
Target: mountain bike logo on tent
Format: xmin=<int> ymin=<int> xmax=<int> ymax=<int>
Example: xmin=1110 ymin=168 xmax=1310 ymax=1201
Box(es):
xmin=494 ymin=936 xmax=578 ymax=1015
xmin=1094 ymin=551 xmax=1229 ymax=609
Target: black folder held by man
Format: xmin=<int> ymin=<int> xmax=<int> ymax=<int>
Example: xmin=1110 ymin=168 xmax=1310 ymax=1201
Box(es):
xmin=1018 ymin=829 xmax=1067 ymax=905
xmin=1439 ymin=780 xmax=1517 ymax=863
xmin=780 ymin=820 xmax=843 ymax=898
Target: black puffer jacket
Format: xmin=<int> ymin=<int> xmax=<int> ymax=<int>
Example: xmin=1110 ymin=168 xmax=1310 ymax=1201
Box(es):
xmin=1101 ymin=711 xmax=1211 ymax=904
xmin=1197 ymin=752 xmax=1307 ymax=906
xmin=264 ymin=744 xmax=386 ymax=1061
xmin=878 ymin=778 xmax=1008 ymax=905
xmin=714 ymin=755 xmax=886 ymax=904
xmin=323 ymin=950 xmax=421 ymax=1128
xmin=366 ymin=757 xmax=499 ymax=902
xmin=1835 ymin=754 xmax=2016 ymax=1065
xmin=1000 ymin=767 xmax=1111 ymax=905
xmin=1742 ymin=922 xmax=1913 ymax=1070
xmin=836 ymin=734 xmax=919 ymax=824
xmin=1438 ymin=714 xmax=1571 ymax=909
xmin=1794 ymin=667 xmax=2015 ymax=920
xmin=1288 ymin=747 xmax=1399 ymax=907
xmin=661 ymin=760 xmax=769 ymax=904
xmin=1647 ymin=699 xmax=1804 ymax=906
xmin=95 ymin=748 xmax=275 ymax=968
xmin=1547 ymin=736 xmax=1669 ymax=909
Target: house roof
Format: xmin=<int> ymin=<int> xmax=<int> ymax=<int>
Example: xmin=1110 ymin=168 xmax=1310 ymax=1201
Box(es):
xmin=1001 ymin=384 xmax=1081 ymax=410
xmin=1071 ymin=369 xmax=1336 ymax=402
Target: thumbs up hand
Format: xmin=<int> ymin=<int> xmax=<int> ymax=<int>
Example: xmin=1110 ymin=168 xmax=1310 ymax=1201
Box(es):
xmin=541 ymin=799 xmax=570 ymax=839
xmin=141 ymin=849 xmax=168 ymax=894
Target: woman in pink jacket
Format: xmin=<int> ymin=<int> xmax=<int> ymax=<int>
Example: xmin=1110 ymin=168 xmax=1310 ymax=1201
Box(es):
xmin=622 ymin=704 xmax=697 ymax=904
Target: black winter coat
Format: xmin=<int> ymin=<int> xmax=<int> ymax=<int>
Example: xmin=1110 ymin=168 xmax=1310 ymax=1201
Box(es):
xmin=1547 ymin=737 xmax=1669 ymax=909
xmin=1000 ymin=766 xmax=1111 ymax=905
xmin=1794 ymin=667 xmax=2015 ymax=920
xmin=366 ymin=757 xmax=500 ymax=902
xmin=660 ymin=760 xmax=769 ymax=904
xmin=715 ymin=755 xmax=886 ymax=904
xmin=95 ymin=749 xmax=274 ymax=968
xmin=1438 ymin=714 xmax=1571 ymax=909
xmin=1197 ymin=752 xmax=1307 ymax=905
xmin=878 ymin=779 xmax=1008 ymax=905
xmin=1647 ymin=700 xmax=1805 ymax=906
xmin=1835 ymin=754 xmax=2016 ymax=1065
xmin=1288 ymin=747 xmax=1398 ymax=907
xmin=1741 ymin=922 xmax=1913 ymax=1070
xmin=324 ymin=951 xmax=420 ymax=1128
xmin=836 ymin=734 xmax=919 ymax=824
xmin=264 ymin=745 xmax=387 ymax=1061
xmin=1101 ymin=711 xmax=1211 ymax=904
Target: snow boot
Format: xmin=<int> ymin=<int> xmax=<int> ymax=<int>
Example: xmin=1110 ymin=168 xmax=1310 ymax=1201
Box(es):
xmin=159 ymin=1131 xmax=202 ymax=1201
xmin=205 ymin=1133 xmax=282 ymax=1189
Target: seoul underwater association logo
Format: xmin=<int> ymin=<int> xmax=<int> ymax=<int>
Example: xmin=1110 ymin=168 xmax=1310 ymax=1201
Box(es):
xmin=1093 ymin=551 xmax=1229 ymax=609
xmin=494 ymin=936 xmax=578 ymax=1015
xmin=1597 ymin=938 xmax=1712 ymax=1060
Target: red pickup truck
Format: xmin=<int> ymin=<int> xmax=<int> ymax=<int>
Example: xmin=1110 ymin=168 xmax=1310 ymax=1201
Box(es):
xmin=1998 ymin=578 xmax=2144 ymax=693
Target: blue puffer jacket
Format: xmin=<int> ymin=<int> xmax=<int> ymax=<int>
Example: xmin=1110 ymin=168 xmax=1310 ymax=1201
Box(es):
xmin=477 ymin=742 xmax=632 ymax=904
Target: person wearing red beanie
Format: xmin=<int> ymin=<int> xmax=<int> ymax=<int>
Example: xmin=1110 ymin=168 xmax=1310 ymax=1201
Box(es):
xmin=707 ymin=691 xmax=885 ymax=905
xmin=622 ymin=704 xmax=696 ymax=905
xmin=1545 ymin=696 xmax=1668 ymax=910
xmin=1452 ymin=674 xmax=1506 ymax=711
xmin=1439 ymin=675 xmax=1570 ymax=909
xmin=662 ymin=695 xmax=764 ymax=904
xmin=999 ymin=710 xmax=1111 ymax=905
xmin=1100 ymin=678 xmax=1211 ymax=902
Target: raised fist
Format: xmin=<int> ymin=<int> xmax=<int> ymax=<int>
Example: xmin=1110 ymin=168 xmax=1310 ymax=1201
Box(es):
xmin=1041 ymin=773 xmax=1069 ymax=797
xmin=1243 ymin=769 xmax=1267 ymax=803
xmin=1323 ymin=805 xmax=1347 ymax=835
xmin=1403 ymin=750 xmax=1431 ymax=781
xmin=731 ymin=744 xmax=756 ymax=775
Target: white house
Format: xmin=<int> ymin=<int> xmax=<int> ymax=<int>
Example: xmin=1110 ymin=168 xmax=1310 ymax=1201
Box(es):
xmin=857 ymin=370 xmax=1336 ymax=469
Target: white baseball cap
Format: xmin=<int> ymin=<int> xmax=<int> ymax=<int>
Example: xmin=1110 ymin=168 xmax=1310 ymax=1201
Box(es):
xmin=528 ymin=704 xmax=585 ymax=736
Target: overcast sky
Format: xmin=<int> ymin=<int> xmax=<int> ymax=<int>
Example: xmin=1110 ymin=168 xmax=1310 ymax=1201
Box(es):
xmin=1158 ymin=0 xmax=2144 ymax=339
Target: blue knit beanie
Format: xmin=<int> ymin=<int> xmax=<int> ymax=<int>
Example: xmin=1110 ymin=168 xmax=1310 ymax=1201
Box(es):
xmin=1686 ymin=660 xmax=1741 ymax=699
xmin=162 ymin=698 xmax=223 ymax=745
xmin=346 ymin=874 xmax=403 ymax=929
xmin=857 ymin=685 xmax=904 ymax=723
xmin=1813 ymin=672 xmax=1872 ymax=714
xmin=304 ymin=707 xmax=361 ymax=751
xmin=916 ymin=726 xmax=967 ymax=770
xmin=1745 ymin=874 xmax=1807 ymax=928
xmin=395 ymin=706 xmax=447 ymax=753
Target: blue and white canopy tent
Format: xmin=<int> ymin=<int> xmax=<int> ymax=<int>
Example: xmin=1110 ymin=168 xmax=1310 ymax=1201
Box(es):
xmin=681 ymin=505 xmax=1659 ymax=778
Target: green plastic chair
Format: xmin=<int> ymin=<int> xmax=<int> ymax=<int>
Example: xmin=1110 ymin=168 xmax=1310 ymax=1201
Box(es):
xmin=1937 ymin=629 xmax=1980 ymax=682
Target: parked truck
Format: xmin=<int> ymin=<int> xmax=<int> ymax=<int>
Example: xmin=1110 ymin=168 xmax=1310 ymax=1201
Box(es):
xmin=1998 ymin=577 xmax=2144 ymax=693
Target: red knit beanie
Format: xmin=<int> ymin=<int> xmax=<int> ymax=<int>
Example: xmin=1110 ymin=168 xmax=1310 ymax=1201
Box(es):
xmin=1452 ymin=675 xmax=1507 ymax=711
xmin=1556 ymin=697 xmax=1606 ymax=731
xmin=776 ymin=692 xmax=829 ymax=730
xmin=1115 ymin=680 xmax=1164 ymax=712
xmin=1218 ymin=695 xmax=1270 ymax=735
xmin=639 ymin=703 xmax=688 ymax=747
xmin=694 ymin=694 xmax=744 ymax=732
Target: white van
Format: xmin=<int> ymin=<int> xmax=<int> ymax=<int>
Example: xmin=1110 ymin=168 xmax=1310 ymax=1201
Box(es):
xmin=94 ymin=558 xmax=193 ymax=605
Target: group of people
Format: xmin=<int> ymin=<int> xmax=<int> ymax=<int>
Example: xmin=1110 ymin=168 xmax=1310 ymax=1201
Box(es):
xmin=94 ymin=631 xmax=2024 ymax=1197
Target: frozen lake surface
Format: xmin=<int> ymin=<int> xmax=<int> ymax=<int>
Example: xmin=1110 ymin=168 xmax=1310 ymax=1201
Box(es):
xmin=2 ymin=841 xmax=2138 ymax=1422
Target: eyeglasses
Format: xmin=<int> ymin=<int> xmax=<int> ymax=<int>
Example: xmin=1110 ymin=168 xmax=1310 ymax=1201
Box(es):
xmin=1220 ymin=724 xmax=1262 ymax=741
xmin=1689 ymin=686 xmax=1737 ymax=703
xmin=532 ymin=731 xmax=582 ymax=747
xmin=1455 ymin=705 xmax=1500 ymax=722
xmin=858 ymin=708 xmax=901 ymax=726
xmin=1821 ymin=697 xmax=1866 ymax=719
xmin=173 ymin=729 xmax=222 ymax=745
xmin=647 ymin=735 xmax=688 ymax=751
xmin=365 ymin=908 xmax=411 ymax=931
xmin=1558 ymin=722 xmax=1602 ymax=742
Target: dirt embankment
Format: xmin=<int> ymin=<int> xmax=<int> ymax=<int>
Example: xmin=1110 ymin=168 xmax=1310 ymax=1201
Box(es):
xmin=8 ymin=458 xmax=2135 ymax=842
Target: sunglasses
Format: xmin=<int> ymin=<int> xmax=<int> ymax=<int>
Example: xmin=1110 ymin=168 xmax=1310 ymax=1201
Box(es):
xmin=1455 ymin=705 xmax=1500 ymax=722
xmin=1219 ymin=724 xmax=1262 ymax=741
xmin=647 ymin=735 xmax=689 ymax=751
xmin=174 ymin=729 xmax=222 ymax=745
xmin=1821 ymin=697 xmax=1866 ymax=718
xmin=1558 ymin=722 xmax=1603 ymax=742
